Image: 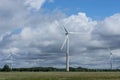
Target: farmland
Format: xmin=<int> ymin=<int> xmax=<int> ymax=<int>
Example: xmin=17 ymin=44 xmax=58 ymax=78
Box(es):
xmin=0 ymin=72 xmax=120 ymax=80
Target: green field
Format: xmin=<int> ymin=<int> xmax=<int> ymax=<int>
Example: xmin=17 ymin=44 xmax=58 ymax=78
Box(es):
xmin=0 ymin=72 xmax=120 ymax=80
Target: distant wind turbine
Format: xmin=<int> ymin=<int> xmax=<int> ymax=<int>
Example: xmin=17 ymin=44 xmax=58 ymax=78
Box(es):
xmin=9 ymin=50 xmax=14 ymax=70
xmin=61 ymin=25 xmax=81 ymax=72
xmin=9 ymin=48 xmax=18 ymax=70
xmin=108 ymin=47 xmax=113 ymax=70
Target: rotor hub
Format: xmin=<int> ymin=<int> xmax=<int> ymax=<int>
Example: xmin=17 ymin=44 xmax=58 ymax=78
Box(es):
xmin=65 ymin=32 xmax=69 ymax=35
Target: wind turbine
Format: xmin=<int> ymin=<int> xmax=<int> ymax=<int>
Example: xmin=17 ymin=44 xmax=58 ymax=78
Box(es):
xmin=9 ymin=48 xmax=18 ymax=70
xmin=61 ymin=25 xmax=79 ymax=72
xmin=108 ymin=47 xmax=113 ymax=70
xmin=9 ymin=50 xmax=14 ymax=70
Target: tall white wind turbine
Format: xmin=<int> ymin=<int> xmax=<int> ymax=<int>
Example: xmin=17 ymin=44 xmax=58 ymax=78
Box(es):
xmin=108 ymin=47 xmax=113 ymax=70
xmin=61 ymin=25 xmax=79 ymax=72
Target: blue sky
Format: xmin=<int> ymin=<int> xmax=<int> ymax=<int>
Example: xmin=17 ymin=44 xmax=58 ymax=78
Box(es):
xmin=0 ymin=0 xmax=120 ymax=69
xmin=43 ymin=0 xmax=120 ymax=19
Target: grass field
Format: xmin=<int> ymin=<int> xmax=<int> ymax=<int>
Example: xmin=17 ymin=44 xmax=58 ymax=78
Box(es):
xmin=0 ymin=72 xmax=120 ymax=80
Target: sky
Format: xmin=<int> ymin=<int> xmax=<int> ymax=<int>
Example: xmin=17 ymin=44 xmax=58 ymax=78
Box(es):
xmin=43 ymin=0 xmax=120 ymax=19
xmin=0 ymin=0 xmax=120 ymax=69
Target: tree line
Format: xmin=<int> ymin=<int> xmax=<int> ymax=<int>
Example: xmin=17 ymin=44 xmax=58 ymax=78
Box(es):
xmin=1 ymin=64 xmax=120 ymax=72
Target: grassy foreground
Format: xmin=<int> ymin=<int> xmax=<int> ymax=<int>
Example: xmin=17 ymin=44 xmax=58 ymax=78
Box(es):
xmin=0 ymin=72 xmax=120 ymax=80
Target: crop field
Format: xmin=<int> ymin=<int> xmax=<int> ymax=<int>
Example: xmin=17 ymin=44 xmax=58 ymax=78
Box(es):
xmin=0 ymin=72 xmax=120 ymax=80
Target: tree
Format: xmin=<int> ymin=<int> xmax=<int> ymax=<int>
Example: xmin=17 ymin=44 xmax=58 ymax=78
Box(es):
xmin=2 ymin=64 xmax=11 ymax=72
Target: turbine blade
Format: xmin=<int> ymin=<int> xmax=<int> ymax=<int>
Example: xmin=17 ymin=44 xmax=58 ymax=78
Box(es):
xmin=69 ymin=32 xmax=81 ymax=34
xmin=63 ymin=25 xmax=68 ymax=33
xmin=7 ymin=53 xmax=12 ymax=59
xmin=61 ymin=36 xmax=67 ymax=50
xmin=69 ymin=32 xmax=88 ymax=34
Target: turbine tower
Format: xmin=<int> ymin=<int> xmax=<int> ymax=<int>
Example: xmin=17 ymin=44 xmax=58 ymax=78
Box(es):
xmin=9 ymin=50 xmax=13 ymax=70
xmin=108 ymin=47 xmax=113 ymax=70
xmin=61 ymin=25 xmax=79 ymax=72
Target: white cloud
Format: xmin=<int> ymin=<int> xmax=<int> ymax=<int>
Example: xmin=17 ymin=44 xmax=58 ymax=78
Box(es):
xmin=20 ymin=27 xmax=33 ymax=40
xmin=25 ymin=0 xmax=46 ymax=11
xmin=2 ymin=47 xmax=19 ymax=54
xmin=0 ymin=0 xmax=28 ymax=35
xmin=104 ymin=14 xmax=120 ymax=35
xmin=94 ymin=13 xmax=120 ymax=36
xmin=1 ymin=11 xmax=119 ymax=68
xmin=63 ymin=13 xmax=97 ymax=33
